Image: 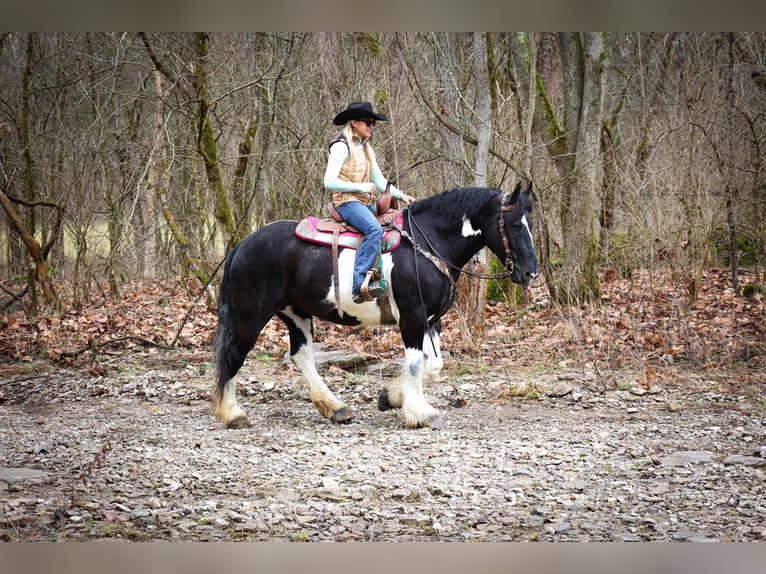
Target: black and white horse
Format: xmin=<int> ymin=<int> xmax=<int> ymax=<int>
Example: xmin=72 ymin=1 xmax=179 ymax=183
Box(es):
xmin=213 ymin=182 xmax=538 ymax=429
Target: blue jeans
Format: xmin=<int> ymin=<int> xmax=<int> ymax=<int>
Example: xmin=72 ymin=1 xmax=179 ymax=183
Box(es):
xmin=335 ymin=200 xmax=383 ymax=294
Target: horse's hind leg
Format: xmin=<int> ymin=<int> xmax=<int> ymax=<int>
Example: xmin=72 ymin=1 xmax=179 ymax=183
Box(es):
xmin=278 ymin=306 xmax=353 ymax=423
xmin=213 ymin=281 xmax=271 ymax=428
xmin=213 ymin=320 xmax=264 ymax=428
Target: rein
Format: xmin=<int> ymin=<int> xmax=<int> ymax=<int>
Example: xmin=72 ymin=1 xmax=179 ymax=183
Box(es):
xmin=394 ymin=211 xmax=450 ymax=357
xmin=497 ymin=191 xmax=517 ymax=273
xmin=392 ymin=190 xmax=519 ymax=358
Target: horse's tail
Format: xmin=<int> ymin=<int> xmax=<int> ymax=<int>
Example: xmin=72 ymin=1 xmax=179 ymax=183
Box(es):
xmin=213 ymin=244 xmax=240 ymax=410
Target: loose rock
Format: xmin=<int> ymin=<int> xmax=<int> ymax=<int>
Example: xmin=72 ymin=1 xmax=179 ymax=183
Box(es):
xmin=0 ymin=354 xmax=763 ymax=541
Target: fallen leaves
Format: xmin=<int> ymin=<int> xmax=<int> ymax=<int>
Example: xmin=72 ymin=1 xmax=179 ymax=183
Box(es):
xmin=0 ymin=269 xmax=764 ymax=373
xmin=1 ymin=279 xmax=216 ymax=362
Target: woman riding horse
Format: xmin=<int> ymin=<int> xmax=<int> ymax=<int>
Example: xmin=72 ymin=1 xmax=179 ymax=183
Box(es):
xmin=324 ymin=102 xmax=415 ymax=303
xmin=213 ymin=178 xmax=538 ymax=430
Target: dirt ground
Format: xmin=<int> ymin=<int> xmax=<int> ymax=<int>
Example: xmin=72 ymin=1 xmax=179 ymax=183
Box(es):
xmin=1 ymin=347 xmax=764 ymax=542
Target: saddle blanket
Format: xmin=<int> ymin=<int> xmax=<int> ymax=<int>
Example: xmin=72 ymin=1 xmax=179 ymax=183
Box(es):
xmin=294 ymin=212 xmax=403 ymax=253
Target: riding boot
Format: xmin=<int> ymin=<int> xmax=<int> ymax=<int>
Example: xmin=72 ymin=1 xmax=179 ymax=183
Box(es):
xmin=353 ymin=270 xmax=386 ymax=303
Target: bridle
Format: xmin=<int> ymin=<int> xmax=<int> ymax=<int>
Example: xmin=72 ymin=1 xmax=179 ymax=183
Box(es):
xmin=394 ymin=191 xmax=519 ymax=288
xmin=497 ymin=191 xmax=517 ymax=274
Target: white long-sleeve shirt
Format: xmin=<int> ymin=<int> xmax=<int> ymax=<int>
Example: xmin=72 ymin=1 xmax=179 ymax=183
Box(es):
xmin=323 ymin=138 xmax=403 ymax=199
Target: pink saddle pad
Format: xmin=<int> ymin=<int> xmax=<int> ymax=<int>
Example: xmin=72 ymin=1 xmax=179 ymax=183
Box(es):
xmin=294 ymin=212 xmax=403 ymax=253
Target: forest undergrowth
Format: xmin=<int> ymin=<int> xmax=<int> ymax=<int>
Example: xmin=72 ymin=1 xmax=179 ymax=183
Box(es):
xmin=1 ymin=268 xmax=764 ymax=386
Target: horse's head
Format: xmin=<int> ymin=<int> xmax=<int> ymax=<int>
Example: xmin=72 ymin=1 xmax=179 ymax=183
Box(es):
xmin=498 ymin=181 xmax=538 ymax=285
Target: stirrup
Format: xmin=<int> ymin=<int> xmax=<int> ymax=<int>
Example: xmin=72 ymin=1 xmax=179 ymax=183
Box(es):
xmin=359 ymin=270 xmax=386 ymax=301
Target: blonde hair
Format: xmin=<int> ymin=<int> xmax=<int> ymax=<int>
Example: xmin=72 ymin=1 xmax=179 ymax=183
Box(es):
xmin=339 ymin=122 xmax=372 ymax=162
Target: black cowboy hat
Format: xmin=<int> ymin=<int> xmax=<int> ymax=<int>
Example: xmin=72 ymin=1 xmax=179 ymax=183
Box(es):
xmin=332 ymin=101 xmax=389 ymax=125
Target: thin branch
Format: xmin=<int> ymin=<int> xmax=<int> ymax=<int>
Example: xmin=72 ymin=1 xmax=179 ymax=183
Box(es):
xmin=1 ymin=283 xmax=28 ymax=310
xmin=60 ymin=335 xmax=174 ymax=360
xmin=395 ymin=34 xmax=525 ymax=179
xmin=139 ymin=32 xmax=192 ymax=100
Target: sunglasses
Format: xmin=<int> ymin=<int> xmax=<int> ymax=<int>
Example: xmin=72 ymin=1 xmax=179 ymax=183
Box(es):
xmin=357 ymin=118 xmax=377 ymax=127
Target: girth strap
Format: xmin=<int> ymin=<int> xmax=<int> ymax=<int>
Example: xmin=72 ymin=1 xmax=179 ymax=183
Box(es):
xmin=332 ymin=229 xmax=342 ymax=317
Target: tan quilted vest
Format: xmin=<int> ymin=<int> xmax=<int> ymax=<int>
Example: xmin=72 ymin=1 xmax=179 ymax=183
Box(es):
xmin=331 ymin=137 xmax=375 ymax=207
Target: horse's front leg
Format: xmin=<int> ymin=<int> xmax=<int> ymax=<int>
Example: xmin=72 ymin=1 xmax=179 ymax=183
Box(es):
xmin=380 ymin=318 xmax=442 ymax=429
xmin=421 ymin=320 xmax=444 ymax=385
xmin=278 ymin=307 xmax=353 ymax=423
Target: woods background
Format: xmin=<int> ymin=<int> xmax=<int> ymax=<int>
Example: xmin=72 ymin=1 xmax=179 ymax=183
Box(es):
xmin=1 ymin=32 xmax=764 ymax=321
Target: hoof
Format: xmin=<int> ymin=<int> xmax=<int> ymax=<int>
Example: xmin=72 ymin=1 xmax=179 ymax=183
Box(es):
xmin=426 ymin=415 xmax=443 ymax=429
xmin=406 ymin=415 xmax=443 ymax=430
xmin=226 ymin=416 xmax=252 ymax=429
xmin=331 ymin=407 xmax=354 ymax=424
xmin=378 ymin=389 xmax=394 ymax=411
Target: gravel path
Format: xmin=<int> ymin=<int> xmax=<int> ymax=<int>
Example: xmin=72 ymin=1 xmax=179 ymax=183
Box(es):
xmin=1 ymin=351 xmax=764 ymax=541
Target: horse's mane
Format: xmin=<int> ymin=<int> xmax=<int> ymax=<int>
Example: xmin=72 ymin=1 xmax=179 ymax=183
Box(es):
xmin=409 ymin=187 xmax=500 ymax=224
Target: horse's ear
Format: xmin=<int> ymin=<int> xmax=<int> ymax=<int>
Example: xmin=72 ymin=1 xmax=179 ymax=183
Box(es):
xmin=522 ymin=181 xmax=534 ymax=210
xmin=523 ymin=180 xmax=533 ymax=196
xmin=509 ymin=181 xmax=522 ymax=203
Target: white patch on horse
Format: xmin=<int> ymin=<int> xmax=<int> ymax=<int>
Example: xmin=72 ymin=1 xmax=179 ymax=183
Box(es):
xmin=281 ymin=306 xmax=345 ymax=418
xmin=399 ymin=346 xmax=440 ymax=428
xmin=521 ymin=214 xmax=534 ymax=245
xmin=324 ymin=250 xmax=399 ymax=325
xmin=214 ymin=375 xmax=247 ymax=425
xmin=461 ymin=215 xmax=482 ymax=238
xmin=422 ymin=329 xmax=443 ymax=384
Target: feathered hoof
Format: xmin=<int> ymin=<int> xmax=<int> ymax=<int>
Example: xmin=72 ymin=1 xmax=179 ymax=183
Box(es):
xmin=226 ymin=416 xmax=252 ymax=429
xmin=426 ymin=415 xmax=443 ymax=429
xmin=331 ymin=407 xmax=354 ymax=424
xmin=405 ymin=415 xmax=443 ymax=430
xmin=378 ymin=388 xmax=394 ymax=411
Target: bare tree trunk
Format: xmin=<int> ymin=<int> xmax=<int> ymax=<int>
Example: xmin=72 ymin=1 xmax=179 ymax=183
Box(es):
xmin=598 ymin=34 xmax=633 ymax=272
xmin=20 ymin=33 xmax=36 ymax=237
xmin=725 ymin=33 xmax=740 ymax=295
xmin=523 ymin=33 xmax=537 ymax=178
xmin=253 ymin=84 xmax=273 ymax=227
xmin=103 ymin=165 xmax=121 ymax=299
xmin=317 ymin=33 xmax=346 ymax=109
xmin=0 ymin=187 xmax=60 ymax=310
xmin=561 ymin=33 xmax=605 ymax=302
xmin=535 ymin=33 xmax=606 ymax=304
xmin=518 ymin=32 xmax=549 ymax=307
xmin=19 ymin=33 xmax=39 ymax=311
xmin=473 ymin=33 xmax=491 ymax=188
xmin=142 ymin=69 xmax=165 ymax=278
xmin=192 ymin=33 xmax=236 ymax=242
xmin=504 ymin=33 xmax=554 ymax=302
xmin=434 ymin=33 xmax=467 ymax=189
xmin=463 ymin=32 xmax=492 ymax=326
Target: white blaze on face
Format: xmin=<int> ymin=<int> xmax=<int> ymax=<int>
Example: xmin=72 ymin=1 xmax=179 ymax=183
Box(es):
xmin=521 ymin=213 xmax=534 ymax=245
xmin=461 ymin=215 xmax=481 ymax=238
